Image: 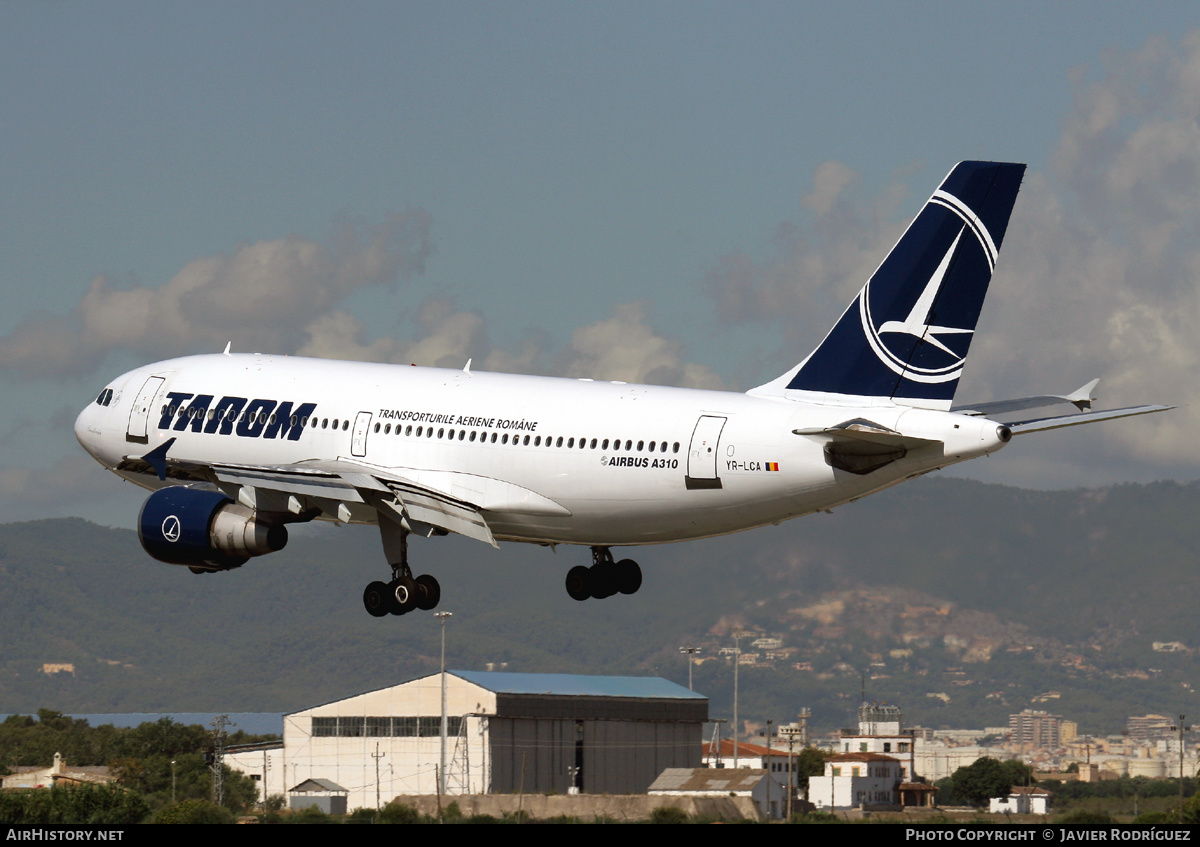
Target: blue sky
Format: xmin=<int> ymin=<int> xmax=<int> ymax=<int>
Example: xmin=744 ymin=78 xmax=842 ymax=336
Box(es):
xmin=4 ymin=1 xmax=1200 ymax=525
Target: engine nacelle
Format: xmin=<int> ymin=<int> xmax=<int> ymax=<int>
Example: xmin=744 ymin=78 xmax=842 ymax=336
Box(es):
xmin=138 ymin=486 xmax=287 ymax=570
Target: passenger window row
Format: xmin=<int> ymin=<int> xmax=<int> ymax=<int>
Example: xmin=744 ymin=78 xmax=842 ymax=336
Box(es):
xmin=371 ymin=421 xmax=681 ymax=454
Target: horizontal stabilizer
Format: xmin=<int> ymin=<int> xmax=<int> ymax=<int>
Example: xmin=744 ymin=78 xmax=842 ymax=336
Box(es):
xmin=1007 ymin=404 xmax=1174 ymax=435
xmin=953 ymin=379 xmax=1100 ymax=417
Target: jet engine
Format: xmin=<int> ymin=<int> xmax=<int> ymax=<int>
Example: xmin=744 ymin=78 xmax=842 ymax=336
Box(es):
xmin=138 ymin=486 xmax=287 ymax=571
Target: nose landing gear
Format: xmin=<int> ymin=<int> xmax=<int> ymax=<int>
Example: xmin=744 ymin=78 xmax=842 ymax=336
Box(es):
xmin=566 ymin=547 xmax=642 ymax=601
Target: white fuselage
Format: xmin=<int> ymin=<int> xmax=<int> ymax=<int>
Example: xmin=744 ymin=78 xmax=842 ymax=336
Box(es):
xmin=75 ymin=353 xmax=1009 ymax=547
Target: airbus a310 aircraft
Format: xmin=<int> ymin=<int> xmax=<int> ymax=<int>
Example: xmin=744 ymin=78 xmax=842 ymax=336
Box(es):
xmin=75 ymin=161 xmax=1169 ymax=618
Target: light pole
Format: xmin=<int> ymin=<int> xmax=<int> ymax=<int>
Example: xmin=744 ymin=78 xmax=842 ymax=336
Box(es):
xmin=1171 ymin=714 xmax=1192 ymax=824
xmin=679 ymin=646 xmax=701 ymax=690
xmin=732 ymin=632 xmax=746 ymax=766
xmin=436 ymin=611 xmax=453 ymax=796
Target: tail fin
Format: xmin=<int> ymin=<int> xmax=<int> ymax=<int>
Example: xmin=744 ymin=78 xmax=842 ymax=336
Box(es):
xmin=751 ymin=161 xmax=1026 ymax=409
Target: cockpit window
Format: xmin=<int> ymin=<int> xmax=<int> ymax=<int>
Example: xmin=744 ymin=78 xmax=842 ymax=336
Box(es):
xmin=95 ymin=388 xmax=114 ymax=407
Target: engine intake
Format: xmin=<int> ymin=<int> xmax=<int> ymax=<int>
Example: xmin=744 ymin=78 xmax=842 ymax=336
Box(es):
xmin=138 ymin=486 xmax=287 ymax=570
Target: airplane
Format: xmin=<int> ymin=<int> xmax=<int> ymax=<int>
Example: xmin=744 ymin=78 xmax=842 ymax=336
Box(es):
xmin=74 ymin=161 xmax=1171 ymax=618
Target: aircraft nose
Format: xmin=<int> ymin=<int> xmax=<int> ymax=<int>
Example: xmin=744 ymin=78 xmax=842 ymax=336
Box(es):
xmin=75 ymin=402 xmax=101 ymax=456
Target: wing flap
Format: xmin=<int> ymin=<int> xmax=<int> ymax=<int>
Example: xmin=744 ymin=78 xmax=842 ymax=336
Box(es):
xmin=369 ymin=485 xmax=498 ymax=548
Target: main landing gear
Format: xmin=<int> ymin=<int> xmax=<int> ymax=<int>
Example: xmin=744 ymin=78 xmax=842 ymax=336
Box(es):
xmin=565 ymin=547 xmax=642 ymax=601
xmin=363 ymin=524 xmax=441 ymax=617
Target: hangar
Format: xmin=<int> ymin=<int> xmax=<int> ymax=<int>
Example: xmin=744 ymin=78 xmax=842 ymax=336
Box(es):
xmin=255 ymin=671 xmax=706 ymax=809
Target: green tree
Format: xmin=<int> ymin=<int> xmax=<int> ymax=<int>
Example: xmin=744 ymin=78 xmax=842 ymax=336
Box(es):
xmin=795 ymin=747 xmax=829 ymax=791
xmin=940 ymin=757 xmax=1034 ymax=807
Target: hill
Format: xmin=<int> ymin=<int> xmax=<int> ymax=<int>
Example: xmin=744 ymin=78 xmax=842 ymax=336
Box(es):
xmin=2 ymin=476 xmax=1197 ymax=735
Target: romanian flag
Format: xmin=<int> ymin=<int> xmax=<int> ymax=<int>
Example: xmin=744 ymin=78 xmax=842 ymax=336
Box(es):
xmin=766 ymin=462 xmax=779 ymax=471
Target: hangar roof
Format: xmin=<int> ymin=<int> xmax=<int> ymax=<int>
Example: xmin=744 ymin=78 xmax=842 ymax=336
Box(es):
xmin=452 ymin=670 xmax=705 ymax=700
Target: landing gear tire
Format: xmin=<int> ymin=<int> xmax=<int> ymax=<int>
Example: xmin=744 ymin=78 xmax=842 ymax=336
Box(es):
xmin=363 ymin=581 xmax=392 ymax=617
xmin=565 ymin=565 xmax=591 ymax=601
xmin=590 ymin=561 xmax=618 ymax=599
xmin=616 ymin=558 xmax=642 ymax=595
xmin=390 ymin=574 xmax=419 ymax=615
xmin=415 ymin=574 xmax=441 ymax=611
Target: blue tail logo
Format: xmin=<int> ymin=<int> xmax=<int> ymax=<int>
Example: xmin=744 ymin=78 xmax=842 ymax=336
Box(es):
xmin=859 ymin=188 xmax=998 ymax=383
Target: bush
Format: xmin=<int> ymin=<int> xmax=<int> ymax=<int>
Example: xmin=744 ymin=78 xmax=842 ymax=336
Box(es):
xmin=649 ymin=805 xmax=689 ymax=824
xmin=0 ymin=784 xmax=149 ymax=825
xmin=154 ymin=799 xmax=235 ymax=824
xmin=377 ymin=800 xmax=423 ymax=824
xmin=1056 ymin=810 xmax=1113 ymax=824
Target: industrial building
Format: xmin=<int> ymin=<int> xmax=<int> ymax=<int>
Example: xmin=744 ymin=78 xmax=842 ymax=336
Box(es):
xmin=229 ymin=670 xmax=707 ymax=810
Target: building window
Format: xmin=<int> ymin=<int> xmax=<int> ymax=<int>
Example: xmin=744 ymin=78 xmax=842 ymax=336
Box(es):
xmin=312 ymin=715 xmax=464 ymax=738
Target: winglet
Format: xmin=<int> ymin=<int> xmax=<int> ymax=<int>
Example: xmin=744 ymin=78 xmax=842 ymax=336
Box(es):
xmin=141 ymin=438 xmax=176 ymax=481
xmin=463 ymin=358 xmax=473 ymax=374
xmin=1065 ymin=379 xmax=1100 ymax=411
xmin=222 ymin=341 xmax=232 ymax=355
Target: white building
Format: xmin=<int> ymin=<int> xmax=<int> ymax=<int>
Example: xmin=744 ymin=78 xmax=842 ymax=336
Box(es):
xmin=229 ymin=670 xmax=706 ymax=811
xmin=650 ymin=768 xmax=790 ymax=820
xmin=702 ymin=739 xmax=799 ymax=788
xmin=990 ymin=786 xmax=1051 ymax=815
xmin=809 ymin=752 xmax=904 ymax=810
xmin=836 ymin=703 xmax=917 ymax=780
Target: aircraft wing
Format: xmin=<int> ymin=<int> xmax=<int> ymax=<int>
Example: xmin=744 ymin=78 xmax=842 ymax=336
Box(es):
xmin=951 ymin=379 xmax=1100 ymax=417
xmin=123 ymin=442 xmax=570 ymax=549
xmin=1004 ymin=404 xmax=1174 ymax=435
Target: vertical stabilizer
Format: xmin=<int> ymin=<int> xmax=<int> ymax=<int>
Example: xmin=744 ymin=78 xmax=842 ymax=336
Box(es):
xmin=751 ymin=161 xmax=1026 ymax=409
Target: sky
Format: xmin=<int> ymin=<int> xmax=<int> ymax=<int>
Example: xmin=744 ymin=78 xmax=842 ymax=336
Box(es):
xmin=4 ymin=1 xmax=1200 ymax=527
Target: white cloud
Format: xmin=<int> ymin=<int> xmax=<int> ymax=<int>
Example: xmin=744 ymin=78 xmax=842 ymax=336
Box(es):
xmin=0 ymin=213 xmax=432 ymax=379
xmin=561 ymin=302 xmax=724 ymax=389
xmin=299 ymin=298 xmax=723 ymax=388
